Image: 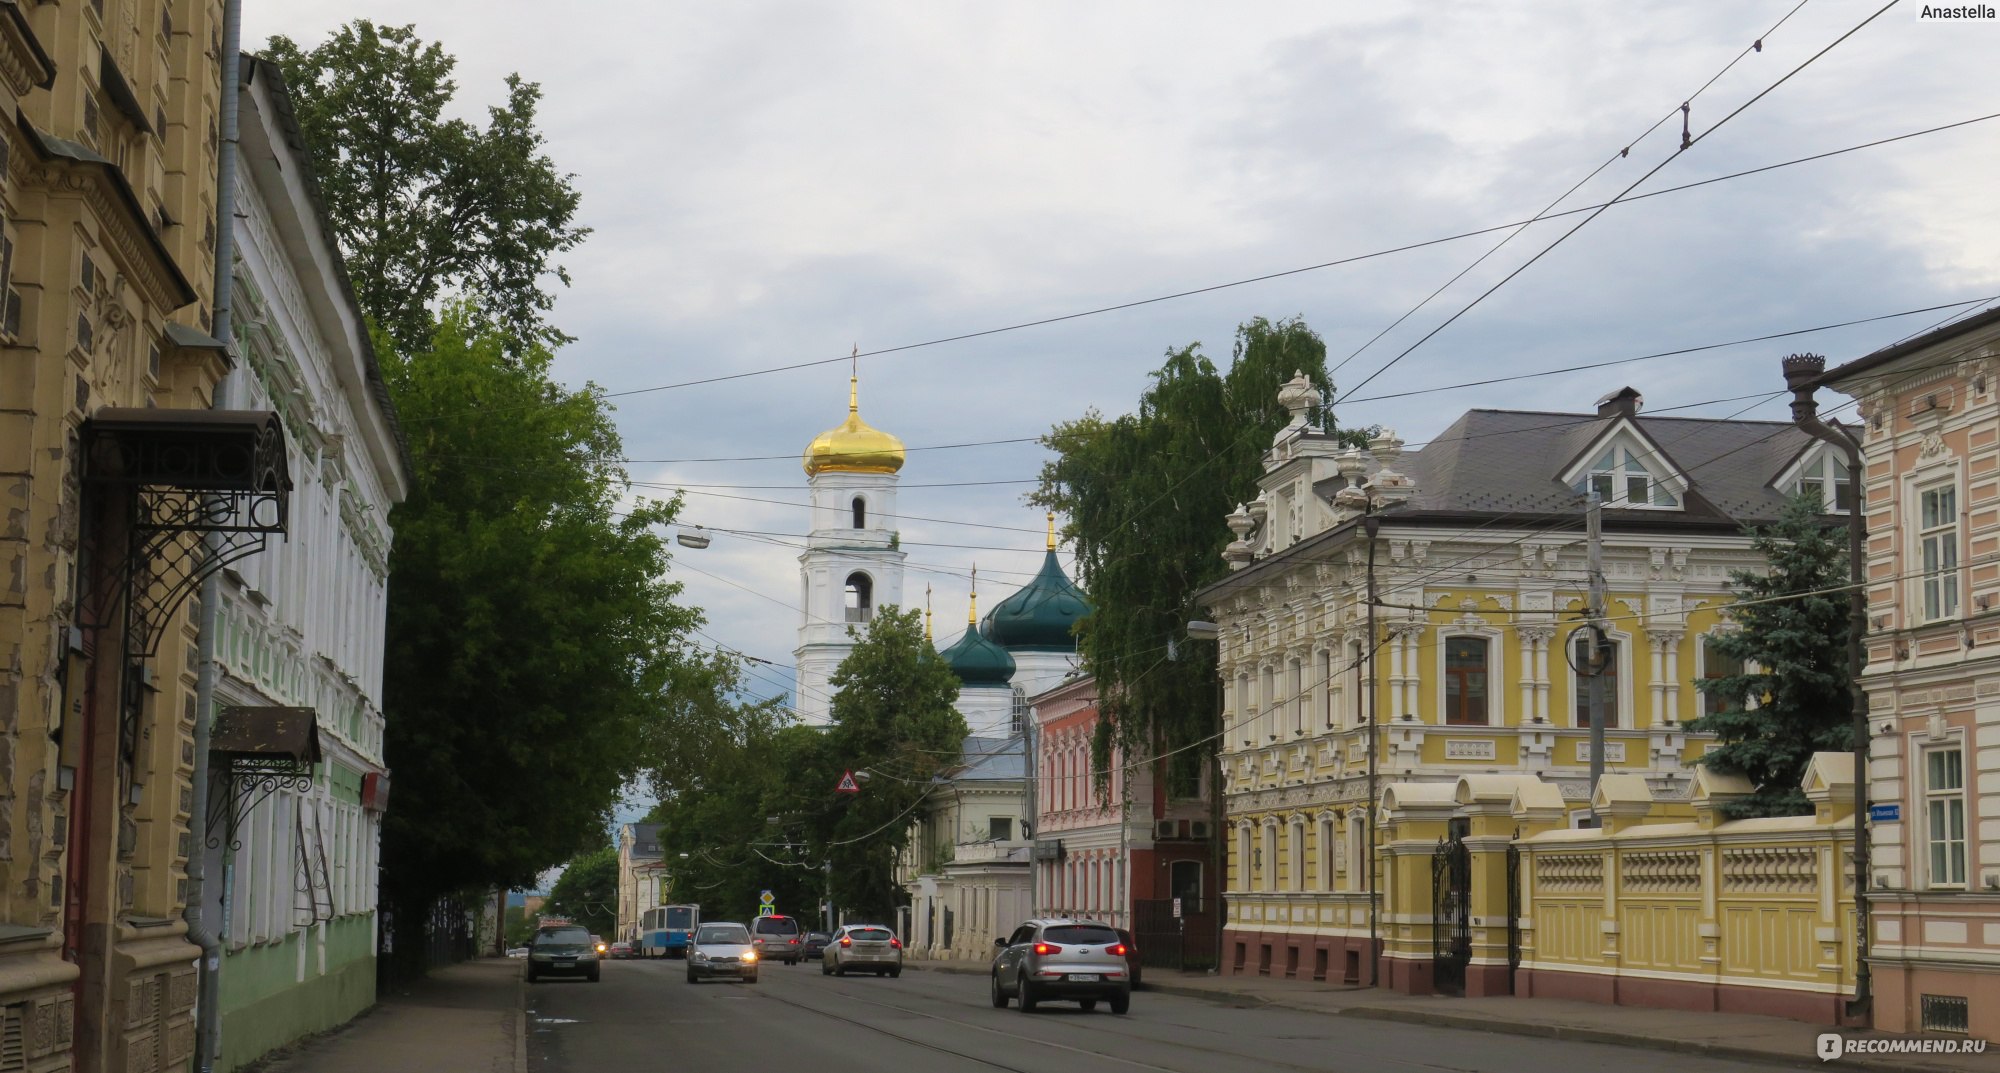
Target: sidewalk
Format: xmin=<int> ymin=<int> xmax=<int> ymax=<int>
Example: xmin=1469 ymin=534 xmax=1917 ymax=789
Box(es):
xmin=910 ymin=958 xmax=1999 ymax=1073
xmin=253 ymin=958 xmax=524 ymax=1073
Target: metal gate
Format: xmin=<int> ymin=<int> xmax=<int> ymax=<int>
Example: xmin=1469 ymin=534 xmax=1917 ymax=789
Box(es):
xmin=1431 ymin=831 xmax=1471 ymax=996
xmin=1133 ymin=899 xmax=1185 ymax=972
xmin=1505 ymin=841 xmax=1522 ymax=994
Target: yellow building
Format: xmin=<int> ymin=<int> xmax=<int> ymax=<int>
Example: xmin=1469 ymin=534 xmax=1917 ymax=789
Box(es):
xmin=1198 ymin=375 xmax=1849 ymax=988
xmin=2 ymin=4 xmax=266 ymax=1071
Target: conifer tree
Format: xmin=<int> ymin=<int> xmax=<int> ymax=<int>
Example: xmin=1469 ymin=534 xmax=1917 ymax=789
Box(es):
xmin=1689 ymin=491 xmax=1856 ymax=817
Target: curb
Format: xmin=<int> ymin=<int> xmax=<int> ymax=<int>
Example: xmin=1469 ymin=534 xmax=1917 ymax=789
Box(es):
xmin=1337 ymin=1006 xmax=1974 ymax=1073
xmin=513 ymin=964 xmax=529 ymax=1073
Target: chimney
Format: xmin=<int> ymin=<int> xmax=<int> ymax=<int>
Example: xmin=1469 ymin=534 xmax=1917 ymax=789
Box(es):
xmin=1595 ymin=386 xmax=1643 ymax=419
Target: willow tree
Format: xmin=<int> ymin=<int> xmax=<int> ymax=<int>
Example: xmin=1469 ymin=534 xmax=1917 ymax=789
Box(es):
xmin=1032 ymin=316 xmax=1369 ymax=780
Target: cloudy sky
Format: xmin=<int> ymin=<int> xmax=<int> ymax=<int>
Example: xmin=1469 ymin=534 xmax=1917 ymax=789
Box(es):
xmin=248 ymin=1 xmax=2000 ymax=732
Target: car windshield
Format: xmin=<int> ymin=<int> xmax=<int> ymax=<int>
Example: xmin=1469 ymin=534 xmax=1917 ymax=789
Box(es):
xmin=756 ymin=917 xmax=799 ymax=935
xmin=851 ymin=928 xmax=893 ymax=941
xmin=537 ymin=927 xmax=590 ymax=945
xmin=697 ymin=925 xmax=749 ymax=944
xmin=1045 ymin=925 xmax=1120 ymax=945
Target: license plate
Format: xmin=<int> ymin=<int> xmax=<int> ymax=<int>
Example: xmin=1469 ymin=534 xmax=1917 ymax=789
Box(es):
xmin=555 ymin=959 xmax=576 ymax=966
xmin=1069 ymin=973 xmax=1100 ymax=982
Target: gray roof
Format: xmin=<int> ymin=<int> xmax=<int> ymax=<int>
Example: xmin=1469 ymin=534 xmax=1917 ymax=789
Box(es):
xmin=1391 ymin=403 xmax=1822 ymax=527
xmin=950 ymin=736 xmax=1026 ymax=782
xmin=624 ymin=822 xmax=662 ymax=859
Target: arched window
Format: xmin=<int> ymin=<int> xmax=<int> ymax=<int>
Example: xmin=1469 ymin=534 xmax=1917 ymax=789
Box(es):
xmin=851 ymin=496 xmax=867 ymax=529
xmin=1261 ymin=824 xmax=1279 ymax=893
xmin=1011 ymin=686 xmax=1027 ymax=733
xmin=844 ymin=573 xmax=873 ymax=623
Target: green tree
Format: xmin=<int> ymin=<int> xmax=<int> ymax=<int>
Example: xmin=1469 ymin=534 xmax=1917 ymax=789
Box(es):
xmin=652 ymin=723 xmax=830 ymax=921
xmin=264 ymin=21 xmax=587 ymax=352
xmin=546 ymin=847 xmax=620 ymax=937
xmin=1032 ymin=316 xmax=1368 ymax=776
xmin=376 ymin=305 xmax=698 ymax=970
xmin=819 ymin=607 xmax=966 ymax=920
xmin=1690 ymin=491 xmax=1856 ymax=817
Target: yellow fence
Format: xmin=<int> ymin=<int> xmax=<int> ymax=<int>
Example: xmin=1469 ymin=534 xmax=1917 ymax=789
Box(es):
xmin=1373 ymin=754 xmax=1858 ymax=1022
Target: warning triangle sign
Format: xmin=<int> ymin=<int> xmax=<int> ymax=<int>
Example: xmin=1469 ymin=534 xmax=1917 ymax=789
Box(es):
xmin=835 ymin=770 xmax=861 ymax=794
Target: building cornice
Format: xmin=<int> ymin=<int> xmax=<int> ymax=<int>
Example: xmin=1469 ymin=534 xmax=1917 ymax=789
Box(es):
xmin=0 ymin=2 xmax=55 ymax=97
xmin=11 ymin=112 xmax=199 ymax=311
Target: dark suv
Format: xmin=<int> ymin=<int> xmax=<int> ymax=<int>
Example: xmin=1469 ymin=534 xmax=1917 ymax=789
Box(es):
xmin=989 ymin=919 xmax=1130 ymax=1013
xmin=749 ymin=914 xmax=805 ymax=965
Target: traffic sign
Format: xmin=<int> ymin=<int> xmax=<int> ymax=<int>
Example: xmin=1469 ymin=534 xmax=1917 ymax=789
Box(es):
xmin=1171 ymin=898 xmax=1183 ymax=919
xmin=835 ymin=770 xmax=860 ymax=794
xmin=1869 ymin=803 xmax=1900 ymax=824
xmin=759 ymin=905 xmax=775 ymax=917
xmin=759 ymin=890 xmax=775 ymax=906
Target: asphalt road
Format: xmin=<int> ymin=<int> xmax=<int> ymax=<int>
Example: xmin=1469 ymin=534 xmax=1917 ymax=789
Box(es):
xmin=526 ymin=956 xmax=1803 ymax=1073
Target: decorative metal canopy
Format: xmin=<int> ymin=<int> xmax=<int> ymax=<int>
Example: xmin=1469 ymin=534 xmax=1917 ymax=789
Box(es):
xmin=206 ymin=705 xmax=322 ymax=850
xmin=82 ymin=408 xmax=292 ymax=658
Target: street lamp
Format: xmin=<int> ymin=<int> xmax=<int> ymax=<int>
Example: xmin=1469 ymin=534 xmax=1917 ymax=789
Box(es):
xmin=675 ymin=526 xmax=711 ymax=550
xmin=1185 ymin=620 xmax=1223 ymax=974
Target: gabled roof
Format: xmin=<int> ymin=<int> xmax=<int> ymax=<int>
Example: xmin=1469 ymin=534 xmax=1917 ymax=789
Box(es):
xmin=1402 ymin=407 xmax=1813 ymax=523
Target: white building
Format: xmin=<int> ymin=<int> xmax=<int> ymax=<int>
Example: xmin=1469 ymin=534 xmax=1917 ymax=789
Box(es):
xmin=793 ymin=377 xmax=907 ymax=725
xmin=196 ymin=58 xmax=409 ymax=1070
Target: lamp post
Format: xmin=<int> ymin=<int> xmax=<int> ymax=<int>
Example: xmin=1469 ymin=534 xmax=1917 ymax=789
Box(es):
xmin=1185 ymin=620 xmax=1224 ymax=974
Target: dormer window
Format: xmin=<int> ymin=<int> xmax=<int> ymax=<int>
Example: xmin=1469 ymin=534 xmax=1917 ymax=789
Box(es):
xmin=1575 ymin=445 xmax=1679 ymax=508
xmin=1794 ymin=452 xmax=1855 ymax=513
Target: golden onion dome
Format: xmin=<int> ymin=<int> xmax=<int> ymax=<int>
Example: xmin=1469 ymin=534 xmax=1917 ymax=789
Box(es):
xmin=803 ymin=377 xmax=905 ymax=476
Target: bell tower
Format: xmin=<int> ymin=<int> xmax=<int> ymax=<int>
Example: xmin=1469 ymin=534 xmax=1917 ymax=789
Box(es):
xmin=794 ymin=375 xmax=907 ymax=726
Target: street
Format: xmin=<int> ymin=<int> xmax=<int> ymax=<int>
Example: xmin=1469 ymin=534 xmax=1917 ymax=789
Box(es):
xmin=525 ymin=959 xmax=1800 ymax=1073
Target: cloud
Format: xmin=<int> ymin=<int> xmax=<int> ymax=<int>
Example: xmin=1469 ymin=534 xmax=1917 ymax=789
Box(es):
xmin=249 ymin=1 xmax=2000 ymax=700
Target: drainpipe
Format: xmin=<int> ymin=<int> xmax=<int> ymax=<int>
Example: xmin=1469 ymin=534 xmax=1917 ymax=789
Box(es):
xmin=1363 ymin=512 xmax=1381 ymax=988
xmin=1780 ymin=352 xmax=1871 ymax=1021
xmin=188 ymin=5 xmax=245 ymax=1071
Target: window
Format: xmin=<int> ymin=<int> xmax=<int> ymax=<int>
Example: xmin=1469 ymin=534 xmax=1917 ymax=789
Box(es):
xmin=1260 ymin=664 xmax=1276 ymax=741
xmin=1572 ymin=635 xmax=1619 ymax=726
xmin=1701 ymin=636 xmax=1745 ymax=717
xmin=1010 ymin=685 xmax=1027 ymax=733
xmin=988 ymin=817 xmax=1013 ymax=842
xmin=1290 ymin=657 xmax=1305 ymax=736
xmin=1261 ymin=825 xmax=1278 ymax=893
xmin=1920 ymin=485 xmax=1959 ymax=621
xmin=851 ymin=496 xmax=866 ymax=529
xmin=1443 ymin=638 xmax=1489 ymax=725
xmin=1288 ymin=819 xmax=1305 ymax=892
xmin=1926 ymin=747 xmax=1966 ymax=888
xmin=844 ymin=572 xmax=873 ymax=623
xmin=1317 ymin=649 xmax=1333 ymax=727
xmin=1235 ymin=672 xmax=1251 ymax=745
xmin=1575 ymin=444 xmax=1679 ymax=508
xmin=1795 ymin=452 xmax=1855 ymax=513
xmin=1236 ymin=826 xmax=1252 ymax=892
xmin=1317 ymin=815 xmax=1337 ymax=891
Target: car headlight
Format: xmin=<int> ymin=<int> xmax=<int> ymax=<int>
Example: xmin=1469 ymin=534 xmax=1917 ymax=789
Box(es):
xmin=742 ymin=951 xmax=758 ymax=962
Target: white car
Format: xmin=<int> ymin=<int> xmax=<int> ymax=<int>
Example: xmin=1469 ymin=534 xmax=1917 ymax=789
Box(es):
xmin=822 ymin=924 xmax=903 ymax=978
xmin=686 ymin=922 xmax=759 ymax=984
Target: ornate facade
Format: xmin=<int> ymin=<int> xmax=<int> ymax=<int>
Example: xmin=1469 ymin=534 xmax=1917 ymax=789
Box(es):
xmin=1 ymin=3 xmax=242 ymax=1071
xmin=1814 ymin=312 xmax=2000 ymax=1039
xmin=196 ymin=58 xmax=405 ymax=1071
xmin=1199 ymin=373 xmax=1837 ymax=981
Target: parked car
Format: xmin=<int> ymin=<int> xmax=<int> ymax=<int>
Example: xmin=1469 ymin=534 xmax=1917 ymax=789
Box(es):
xmin=802 ymin=931 xmax=832 ymax=960
xmin=1113 ymin=928 xmax=1143 ymax=989
xmin=505 ymin=947 xmax=529 ymax=959
xmin=822 ymin=924 xmax=903 ymax=977
xmin=989 ymin=919 xmax=1130 ymax=1014
xmin=609 ymin=941 xmax=635 ymax=960
xmin=526 ymin=923 xmax=601 ymax=983
xmin=686 ymin=922 xmax=759 ymax=984
xmin=749 ymin=914 xmax=805 ymax=965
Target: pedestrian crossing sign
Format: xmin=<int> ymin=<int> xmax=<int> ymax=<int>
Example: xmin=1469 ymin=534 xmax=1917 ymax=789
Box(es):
xmin=836 ymin=770 xmax=860 ymax=794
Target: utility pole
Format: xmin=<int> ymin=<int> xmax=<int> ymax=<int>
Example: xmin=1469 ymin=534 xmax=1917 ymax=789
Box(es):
xmin=1585 ymin=492 xmax=1609 ymax=822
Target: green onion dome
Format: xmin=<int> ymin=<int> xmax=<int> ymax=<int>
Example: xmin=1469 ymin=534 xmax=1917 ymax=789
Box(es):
xmin=983 ymin=548 xmax=1090 ymax=653
xmin=941 ymin=618 xmax=1016 ymax=687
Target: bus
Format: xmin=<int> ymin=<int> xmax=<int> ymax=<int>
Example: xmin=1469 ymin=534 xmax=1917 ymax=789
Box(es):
xmin=641 ymin=904 xmax=700 ymax=958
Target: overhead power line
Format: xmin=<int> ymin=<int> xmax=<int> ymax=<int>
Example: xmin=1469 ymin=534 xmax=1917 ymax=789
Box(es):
xmin=408 ymin=104 xmax=1985 ymax=424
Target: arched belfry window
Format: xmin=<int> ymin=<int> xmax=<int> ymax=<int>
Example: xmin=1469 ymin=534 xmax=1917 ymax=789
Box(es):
xmin=845 ymin=572 xmax=873 ymax=623
xmin=852 ymin=496 xmax=867 ymax=529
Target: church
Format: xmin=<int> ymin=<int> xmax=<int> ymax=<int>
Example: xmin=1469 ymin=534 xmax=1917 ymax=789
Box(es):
xmin=791 ymin=374 xmax=1090 ymax=954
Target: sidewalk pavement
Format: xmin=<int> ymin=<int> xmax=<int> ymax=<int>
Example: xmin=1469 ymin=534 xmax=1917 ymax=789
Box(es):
xmin=910 ymin=958 xmax=2000 ymax=1073
xmin=253 ymin=958 xmax=524 ymax=1073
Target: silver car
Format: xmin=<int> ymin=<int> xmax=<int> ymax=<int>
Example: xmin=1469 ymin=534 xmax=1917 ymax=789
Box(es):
xmin=989 ymin=919 xmax=1130 ymax=1014
xmin=685 ymin=922 xmax=760 ymax=984
xmin=821 ymin=924 xmax=903 ymax=978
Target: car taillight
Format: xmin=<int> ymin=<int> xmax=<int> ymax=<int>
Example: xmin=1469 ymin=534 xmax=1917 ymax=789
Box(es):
xmin=890 ymin=937 xmax=902 ymax=949
xmin=840 ymin=936 xmax=852 ymax=947
xmin=1109 ymin=944 xmax=1127 ymax=957
xmin=1033 ymin=942 xmax=1062 ymax=956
